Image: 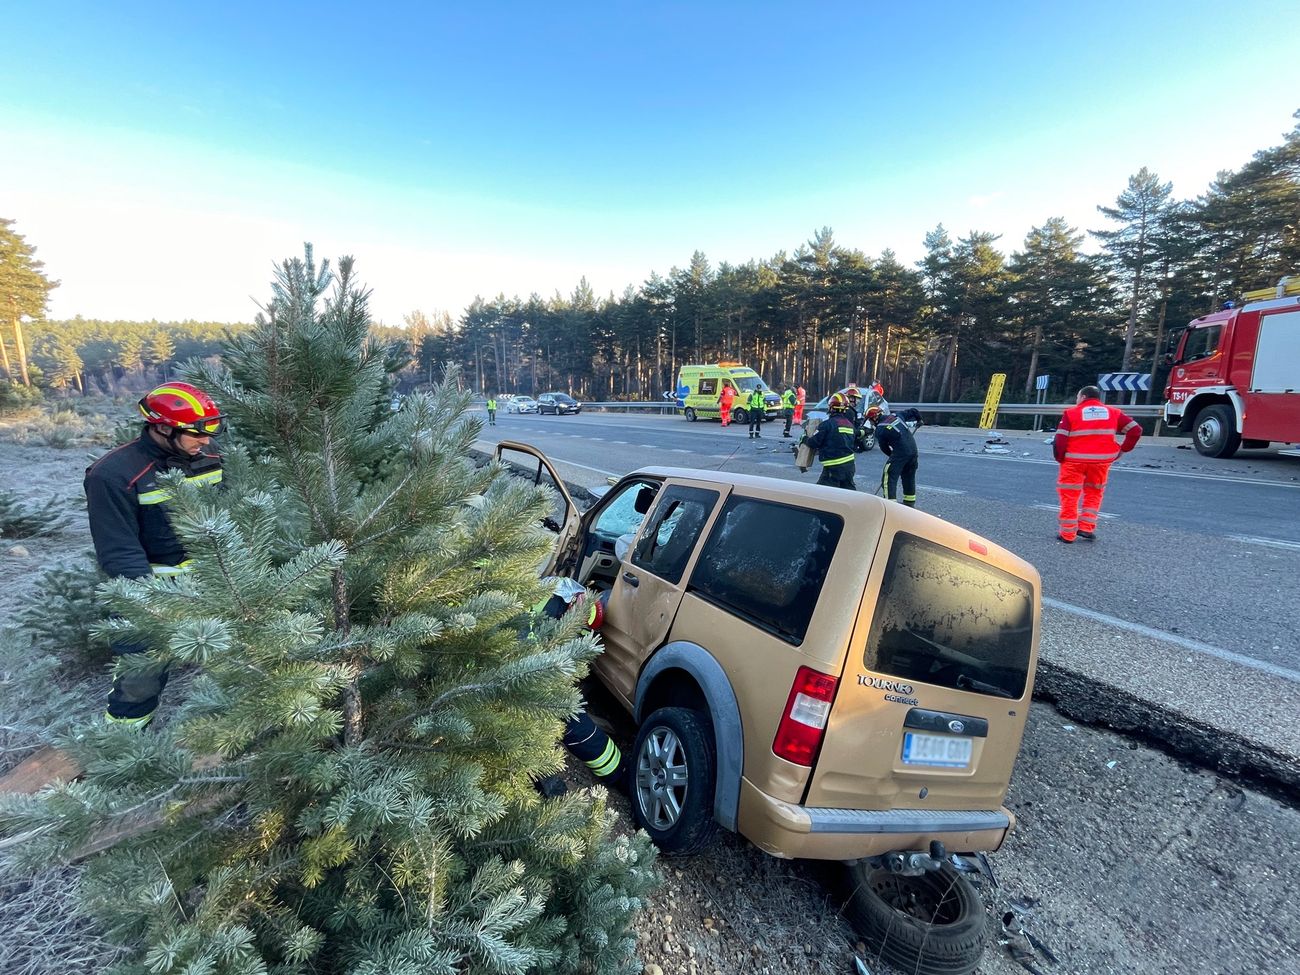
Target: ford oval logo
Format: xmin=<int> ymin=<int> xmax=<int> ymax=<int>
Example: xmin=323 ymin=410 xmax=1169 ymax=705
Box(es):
xmin=948 ymin=720 xmax=965 ymax=734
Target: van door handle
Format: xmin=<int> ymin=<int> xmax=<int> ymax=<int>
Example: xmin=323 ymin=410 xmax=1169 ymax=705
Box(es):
xmin=622 ymin=572 xmax=639 ymax=588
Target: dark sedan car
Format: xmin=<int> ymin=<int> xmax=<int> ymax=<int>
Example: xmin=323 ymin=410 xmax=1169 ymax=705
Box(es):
xmin=538 ymin=392 xmax=583 ymax=415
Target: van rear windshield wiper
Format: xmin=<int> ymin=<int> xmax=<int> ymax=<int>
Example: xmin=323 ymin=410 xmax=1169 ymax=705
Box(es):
xmin=956 ymin=673 xmax=1015 ymax=699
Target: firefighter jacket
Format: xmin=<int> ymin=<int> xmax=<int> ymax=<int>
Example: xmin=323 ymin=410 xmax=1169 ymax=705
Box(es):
xmin=1053 ymin=398 xmax=1141 ymax=464
xmin=803 ymin=415 xmax=857 ymax=467
xmin=84 ymin=428 xmax=223 ymax=579
xmin=876 ymin=414 xmax=918 ymax=461
xmin=747 ymin=389 xmax=766 ymax=413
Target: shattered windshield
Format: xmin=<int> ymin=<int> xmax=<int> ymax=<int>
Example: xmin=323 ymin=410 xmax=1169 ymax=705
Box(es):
xmin=864 ymin=532 xmax=1034 ymax=699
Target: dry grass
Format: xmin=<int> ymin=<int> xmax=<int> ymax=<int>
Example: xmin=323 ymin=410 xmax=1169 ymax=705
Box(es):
xmin=0 ymin=866 xmax=125 ymax=975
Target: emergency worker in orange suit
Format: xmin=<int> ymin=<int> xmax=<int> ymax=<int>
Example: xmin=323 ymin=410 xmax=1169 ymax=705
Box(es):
xmin=793 ymin=385 xmax=806 ymax=425
xmin=719 ymin=383 xmax=735 ymax=427
xmin=1053 ymin=385 xmax=1141 ymax=542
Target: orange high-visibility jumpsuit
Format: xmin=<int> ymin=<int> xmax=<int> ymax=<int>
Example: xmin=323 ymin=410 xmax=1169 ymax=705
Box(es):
xmin=1053 ymin=398 xmax=1141 ymax=541
xmin=719 ymin=385 xmax=735 ymax=426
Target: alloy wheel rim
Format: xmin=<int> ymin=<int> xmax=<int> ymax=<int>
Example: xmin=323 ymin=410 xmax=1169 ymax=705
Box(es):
xmin=636 ymin=727 xmax=689 ymax=830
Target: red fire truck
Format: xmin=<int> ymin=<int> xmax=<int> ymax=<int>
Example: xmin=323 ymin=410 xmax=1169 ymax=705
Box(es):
xmin=1163 ymin=275 xmax=1300 ymax=457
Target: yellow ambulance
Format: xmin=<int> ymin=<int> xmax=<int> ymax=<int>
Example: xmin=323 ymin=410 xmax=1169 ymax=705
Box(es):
xmin=673 ymin=362 xmax=782 ymax=423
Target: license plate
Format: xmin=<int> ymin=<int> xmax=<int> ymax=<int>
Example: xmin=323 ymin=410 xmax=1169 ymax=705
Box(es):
xmin=902 ymin=732 xmax=972 ymax=768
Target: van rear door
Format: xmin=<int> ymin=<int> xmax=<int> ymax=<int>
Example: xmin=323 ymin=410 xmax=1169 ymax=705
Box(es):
xmin=804 ymin=528 xmax=1039 ymax=813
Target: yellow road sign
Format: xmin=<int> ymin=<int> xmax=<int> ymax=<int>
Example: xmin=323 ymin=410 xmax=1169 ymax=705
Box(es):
xmin=979 ymin=373 xmax=1006 ymax=430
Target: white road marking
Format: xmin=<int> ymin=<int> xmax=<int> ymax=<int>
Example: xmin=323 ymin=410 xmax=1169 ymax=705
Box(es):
xmin=924 ymin=485 xmax=967 ymax=495
xmin=1227 ymin=534 xmax=1300 ymax=552
xmin=1044 ymin=597 xmax=1300 ymax=683
xmin=1032 ymin=503 xmax=1117 ymax=519
xmin=610 ymin=440 xmax=628 ymax=444
xmin=671 ymin=449 xmax=692 ymax=454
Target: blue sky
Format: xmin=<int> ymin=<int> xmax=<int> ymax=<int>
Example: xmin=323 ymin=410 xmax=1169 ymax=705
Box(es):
xmin=3 ymin=1 xmax=1298 ymax=323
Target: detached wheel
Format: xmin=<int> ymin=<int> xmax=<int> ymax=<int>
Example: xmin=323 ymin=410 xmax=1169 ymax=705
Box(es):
xmin=843 ymin=862 xmax=988 ymax=975
xmin=1193 ymin=404 xmax=1241 ymax=458
xmin=631 ymin=707 xmax=718 ymax=856
xmin=684 ymin=407 xmax=697 ymax=422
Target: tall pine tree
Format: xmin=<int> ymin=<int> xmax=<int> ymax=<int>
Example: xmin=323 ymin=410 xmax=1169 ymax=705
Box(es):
xmin=1 ymin=247 xmax=656 ymax=975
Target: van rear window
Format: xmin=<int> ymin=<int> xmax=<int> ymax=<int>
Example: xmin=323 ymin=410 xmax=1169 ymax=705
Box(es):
xmin=688 ymin=497 xmax=843 ymax=645
xmin=863 ymin=533 xmax=1034 ymax=699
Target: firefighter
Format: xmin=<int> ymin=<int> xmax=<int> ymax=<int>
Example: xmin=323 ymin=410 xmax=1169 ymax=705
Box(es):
xmin=486 ymin=393 xmax=497 ymax=426
xmin=84 ymin=383 xmax=225 ymax=728
xmin=869 ymin=404 xmax=919 ymax=506
xmin=781 ymin=385 xmax=797 ymax=437
xmin=800 ymin=392 xmax=857 ymax=490
xmin=793 ymin=384 xmax=806 ymax=426
xmin=529 ymin=580 xmax=627 ymax=795
xmin=719 ymin=382 xmax=735 ymax=426
xmin=747 ymin=386 xmax=766 ymax=438
xmin=1053 ymin=385 xmax=1141 ymax=542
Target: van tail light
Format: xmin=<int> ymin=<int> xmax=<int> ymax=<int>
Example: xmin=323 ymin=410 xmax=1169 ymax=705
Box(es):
xmin=772 ymin=666 xmax=839 ymax=767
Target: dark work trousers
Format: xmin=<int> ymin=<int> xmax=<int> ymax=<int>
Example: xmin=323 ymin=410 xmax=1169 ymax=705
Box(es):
xmin=882 ymin=455 xmax=919 ymax=506
xmin=783 ymin=408 xmax=794 ymax=436
xmin=563 ymin=711 xmax=625 ymax=784
xmin=107 ymin=637 xmax=170 ymax=722
xmin=749 ymin=409 xmax=764 ymax=437
xmin=487 ymin=409 xmax=496 ymax=426
xmin=817 ymin=462 xmax=857 ymax=490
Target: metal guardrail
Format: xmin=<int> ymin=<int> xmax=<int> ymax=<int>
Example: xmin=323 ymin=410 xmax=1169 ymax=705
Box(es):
xmin=573 ymin=400 xmax=1166 ymax=418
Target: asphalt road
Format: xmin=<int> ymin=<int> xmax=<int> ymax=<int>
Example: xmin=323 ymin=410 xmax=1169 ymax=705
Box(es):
xmin=477 ymin=410 xmax=1300 ymax=673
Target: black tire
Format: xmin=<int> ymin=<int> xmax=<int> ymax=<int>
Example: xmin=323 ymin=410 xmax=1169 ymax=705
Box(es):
xmin=843 ymin=862 xmax=989 ymax=975
xmin=1193 ymin=404 xmax=1241 ymax=458
xmin=732 ymin=408 xmax=748 ymax=425
xmin=858 ymin=431 xmax=876 ymax=453
xmin=684 ymin=407 xmax=697 ymax=422
xmin=631 ymin=707 xmax=718 ymax=856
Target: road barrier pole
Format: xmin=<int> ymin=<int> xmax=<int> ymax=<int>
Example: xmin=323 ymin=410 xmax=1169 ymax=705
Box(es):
xmin=979 ymin=373 xmax=1007 ymax=431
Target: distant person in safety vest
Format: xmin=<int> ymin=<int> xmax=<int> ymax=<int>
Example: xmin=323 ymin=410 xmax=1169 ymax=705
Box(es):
xmin=486 ymin=394 xmax=497 ymax=426
xmin=747 ymin=387 xmax=766 ymax=438
xmin=781 ymin=386 xmax=797 ymax=437
xmin=84 ymin=383 xmax=225 ymax=728
xmin=1053 ymin=385 xmax=1141 ymax=542
xmin=719 ymin=383 xmax=735 ymax=426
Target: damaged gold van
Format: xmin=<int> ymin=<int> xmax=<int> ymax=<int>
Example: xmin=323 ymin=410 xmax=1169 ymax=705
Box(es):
xmin=497 ymin=441 xmax=1040 ymax=970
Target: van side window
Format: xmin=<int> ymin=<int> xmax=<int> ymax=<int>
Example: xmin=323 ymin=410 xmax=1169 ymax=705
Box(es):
xmin=864 ymin=533 xmax=1034 ymax=699
xmin=632 ymin=486 xmax=718 ymax=584
xmin=699 ymin=378 xmax=717 ymax=396
xmin=689 ymin=498 xmax=843 ymax=645
xmin=1183 ymin=324 xmax=1222 ymax=363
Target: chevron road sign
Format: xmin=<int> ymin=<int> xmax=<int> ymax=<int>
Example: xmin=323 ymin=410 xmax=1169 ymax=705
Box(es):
xmin=1097 ymin=372 xmax=1151 ymax=392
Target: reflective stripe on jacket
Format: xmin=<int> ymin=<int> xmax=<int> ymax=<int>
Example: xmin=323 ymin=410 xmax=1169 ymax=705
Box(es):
xmin=804 ymin=416 xmax=857 ymax=466
xmin=1053 ymin=399 xmax=1141 ymax=464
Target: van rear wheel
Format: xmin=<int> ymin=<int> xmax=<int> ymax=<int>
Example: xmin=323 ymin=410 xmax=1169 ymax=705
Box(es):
xmin=843 ymin=862 xmax=988 ymax=975
xmin=631 ymin=707 xmax=718 ymax=856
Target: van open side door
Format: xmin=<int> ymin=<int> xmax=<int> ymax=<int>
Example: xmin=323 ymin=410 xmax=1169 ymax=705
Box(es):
xmin=494 ymin=441 xmax=582 ymax=577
